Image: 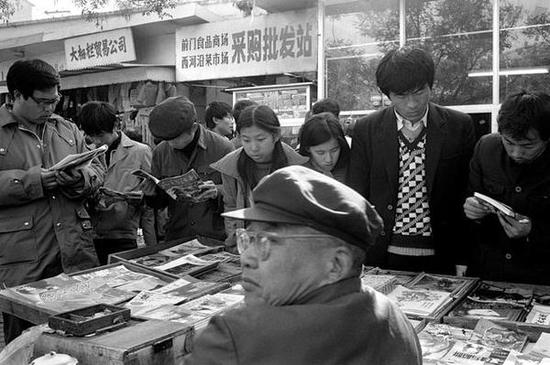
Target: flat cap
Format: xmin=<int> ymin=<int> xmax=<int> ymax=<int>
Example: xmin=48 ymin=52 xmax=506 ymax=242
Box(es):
xmin=223 ymin=165 xmax=383 ymax=251
xmin=149 ymin=96 xmax=196 ymax=140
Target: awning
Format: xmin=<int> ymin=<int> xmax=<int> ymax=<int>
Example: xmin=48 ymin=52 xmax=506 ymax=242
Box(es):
xmin=60 ymin=64 xmax=176 ymax=90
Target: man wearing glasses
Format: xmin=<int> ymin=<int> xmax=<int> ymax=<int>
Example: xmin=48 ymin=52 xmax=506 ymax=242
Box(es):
xmin=0 ymin=59 xmax=103 ymax=343
xmin=185 ymin=166 xmax=421 ymax=364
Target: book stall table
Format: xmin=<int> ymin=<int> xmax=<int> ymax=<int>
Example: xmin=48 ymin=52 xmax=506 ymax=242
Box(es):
xmin=361 ymin=268 xmax=478 ymax=329
xmin=0 ymin=261 xmax=176 ymax=326
xmin=109 ymin=236 xmax=242 ymax=284
xmin=443 ymin=280 xmax=550 ymax=342
xmin=0 ymin=258 xmax=242 ymax=364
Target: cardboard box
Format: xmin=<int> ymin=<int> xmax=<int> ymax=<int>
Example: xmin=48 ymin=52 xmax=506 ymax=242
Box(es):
xmin=33 ymin=319 xmax=194 ymax=365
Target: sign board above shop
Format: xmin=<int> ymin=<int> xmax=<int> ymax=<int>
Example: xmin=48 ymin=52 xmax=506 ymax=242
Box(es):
xmin=175 ymin=9 xmax=317 ymax=81
xmin=64 ymin=28 xmax=136 ymax=71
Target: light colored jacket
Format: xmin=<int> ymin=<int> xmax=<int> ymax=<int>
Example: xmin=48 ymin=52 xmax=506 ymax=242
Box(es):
xmin=210 ymin=143 xmax=308 ymax=247
xmin=93 ymin=132 xmax=155 ymax=243
xmin=0 ymin=105 xmax=102 ymax=287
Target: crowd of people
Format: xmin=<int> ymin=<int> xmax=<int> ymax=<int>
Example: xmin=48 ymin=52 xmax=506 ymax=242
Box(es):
xmin=1 ymin=45 xmax=549 ymax=363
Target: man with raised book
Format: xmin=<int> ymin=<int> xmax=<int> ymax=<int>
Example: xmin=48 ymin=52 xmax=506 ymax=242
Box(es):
xmin=185 ymin=166 xmax=421 ymax=364
xmin=464 ymin=91 xmax=550 ymax=285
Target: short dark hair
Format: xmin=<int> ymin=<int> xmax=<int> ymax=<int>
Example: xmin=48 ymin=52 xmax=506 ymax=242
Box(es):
xmin=298 ymin=112 xmax=350 ymax=170
xmin=498 ymin=91 xmax=550 ymax=141
xmin=232 ymin=99 xmax=258 ymax=123
xmin=79 ymin=101 xmax=118 ymax=136
xmin=205 ymin=101 xmax=232 ymax=129
xmin=312 ymin=98 xmax=340 ymax=118
xmin=125 ymin=128 xmax=143 ymax=143
xmin=6 ymin=59 xmax=60 ymax=99
xmin=376 ymin=47 xmax=435 ymax=97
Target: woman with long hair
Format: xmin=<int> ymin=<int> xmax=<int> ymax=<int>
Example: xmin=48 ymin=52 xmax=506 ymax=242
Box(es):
xmin=298 ymin=112 xmax=350 ymax=183
xmin=211 ymin=105 xmax=308 ymax=249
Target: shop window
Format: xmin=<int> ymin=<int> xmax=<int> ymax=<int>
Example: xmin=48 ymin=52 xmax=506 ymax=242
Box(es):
xmin=325 ymin=0 xmax=399 ymax=111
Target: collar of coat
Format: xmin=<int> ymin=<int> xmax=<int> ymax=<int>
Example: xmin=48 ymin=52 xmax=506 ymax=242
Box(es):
xmin=210 ymin=142 xmax=309 ymax=179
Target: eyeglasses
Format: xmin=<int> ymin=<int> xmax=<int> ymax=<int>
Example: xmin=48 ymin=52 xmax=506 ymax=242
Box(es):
xmin=29 ymin=94 xmax=61 ymax=107
xmin=235 ymin=228 xmax=331 ymax=260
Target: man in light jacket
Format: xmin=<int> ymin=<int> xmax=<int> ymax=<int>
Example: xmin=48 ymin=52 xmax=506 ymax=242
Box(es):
xmin=0 ymin=59 xmax=103 ymax=343
xmin=79 ymin=101 xmax=156 ymax=264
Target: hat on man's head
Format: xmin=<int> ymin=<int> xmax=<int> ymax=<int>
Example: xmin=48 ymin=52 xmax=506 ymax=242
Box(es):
xmin=223 ymin=166 xmax=384 ymax=251
xmin=149 ymin=96 xmax=197 ymax=140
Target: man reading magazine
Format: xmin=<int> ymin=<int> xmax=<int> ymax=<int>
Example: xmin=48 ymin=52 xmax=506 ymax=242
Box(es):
xmin=463 ymin=91 xmax=550 ymax=285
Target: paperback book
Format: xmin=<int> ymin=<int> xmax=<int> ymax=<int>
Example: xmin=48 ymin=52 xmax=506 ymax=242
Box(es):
xmin=49 ymin=144 xmax=107 ymax=171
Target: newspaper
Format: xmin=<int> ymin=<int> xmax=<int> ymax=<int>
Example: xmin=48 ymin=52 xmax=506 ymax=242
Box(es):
xmin=48 ymin=144 xmax=107 ymax=171
xmin=132 ymin=168 xmax=207 ymax=201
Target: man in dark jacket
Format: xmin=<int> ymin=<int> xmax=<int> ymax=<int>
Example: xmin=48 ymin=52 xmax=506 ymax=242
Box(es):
xmin=143 ymin=96 xmax=234 ymax=243
xmin=185 ymin=166 xmax=421 ymax=365
xmin=464 ymin=91 xmax=550 ymax=284
xmin=348 ymin=47 xmax=475 ymax=275
xmin=0 ymin=59 xmax=102 ymax=342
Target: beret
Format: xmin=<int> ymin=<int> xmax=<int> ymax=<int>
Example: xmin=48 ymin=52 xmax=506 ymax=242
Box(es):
xmin=223 ymin=165 xmax=384 ymax=251
xmin=149 ymin=96 xmax=196 ymax=140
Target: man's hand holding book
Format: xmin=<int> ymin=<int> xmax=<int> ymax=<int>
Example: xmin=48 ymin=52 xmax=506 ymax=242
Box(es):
xmin=464 ymin=192 xmax=531 ymax=239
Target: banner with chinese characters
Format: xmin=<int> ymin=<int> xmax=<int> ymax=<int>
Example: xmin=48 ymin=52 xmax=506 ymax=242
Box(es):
xmin=175 ymin=9 xmax=317 ymax=81
xmin=64 ymin=28 xmax=136 ymax=70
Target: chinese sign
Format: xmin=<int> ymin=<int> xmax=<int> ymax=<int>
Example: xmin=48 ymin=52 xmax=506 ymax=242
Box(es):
xmin=64 ymin=28 xmax=136 ymax=70
xmin=176 ymin=9 xmax=317 ymax=81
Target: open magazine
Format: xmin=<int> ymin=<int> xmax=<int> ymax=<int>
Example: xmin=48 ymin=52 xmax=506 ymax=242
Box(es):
xmin=474 ymin=192 xmax=518 ymax=219
xmin=49 ymin=144 xmax=107 ymax=171
xmin=132 ymin=168 xmax=207 ymax=201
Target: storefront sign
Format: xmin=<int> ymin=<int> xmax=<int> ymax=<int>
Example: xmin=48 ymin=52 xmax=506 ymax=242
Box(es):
xmin=175 ymin=9 xmax=317 ymax=81
xmin=64 ymin=28 xmax=136 ymax=70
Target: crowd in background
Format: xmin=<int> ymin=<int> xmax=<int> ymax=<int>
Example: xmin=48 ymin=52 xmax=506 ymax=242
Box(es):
xmin=1 ymin=46 xmax=549 ymax=351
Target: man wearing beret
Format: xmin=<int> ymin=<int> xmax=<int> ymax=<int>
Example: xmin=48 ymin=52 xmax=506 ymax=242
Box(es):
xmin=144 ymin=96 xmax=234 ymax=242
xmin=185 ymin=166 xmax=421 ymax=364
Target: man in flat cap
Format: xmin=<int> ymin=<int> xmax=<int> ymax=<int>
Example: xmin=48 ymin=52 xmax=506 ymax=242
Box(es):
xmin=143 ymin=96 xmax=234 ymax=242
xmin=185 ymin=166 xmax=421 ymax=365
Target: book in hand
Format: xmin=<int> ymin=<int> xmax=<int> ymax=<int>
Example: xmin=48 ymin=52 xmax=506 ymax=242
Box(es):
xmin=474 ymin=192 xmax=518 ymax=219
xmin=48 ymin=144 xmax=107 ymax=171
xmin=132 ymin=168 xmax=208 ymax=201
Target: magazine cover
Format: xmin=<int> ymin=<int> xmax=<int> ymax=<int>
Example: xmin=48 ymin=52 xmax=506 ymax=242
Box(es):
xmin=386 ymin=285 xmax=451 ymax=318
xmin=419 ymin=322 xmax=474 ymax=363
xmin=155 ymin=254 xmax=220 ymax=277
xmin=472 ymin=319 xmax=528 ymax=352
xmin=408 ymin=273 xmax=471 ymax=296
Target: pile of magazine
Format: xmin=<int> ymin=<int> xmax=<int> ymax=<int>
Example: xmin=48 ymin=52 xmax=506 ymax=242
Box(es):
xmin=448 ymin=282 xmax=533 ymax=322
xmin=362 ymin=270 xmax=475 ymax=320
xmin=419 ymin=319 xmax=550 ymax=364
xmin=129 ymin=239 xmax=224 ymax=277
xmin=0 ymin=265 xmax=169 ymax=313
xmin=126 ymin=282 xmax=244 ymax=330
xmin=194 ymin=251 xmax=242 ymax=283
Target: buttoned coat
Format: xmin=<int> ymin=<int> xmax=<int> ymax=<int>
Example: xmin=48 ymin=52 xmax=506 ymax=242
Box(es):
xmin=146 ymin=125 xmax=234 ymax=242
xmin=0 ymin=105 xmax=102 ymax=287
xmin=347 ymin=103 xmax=475 ymax=272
